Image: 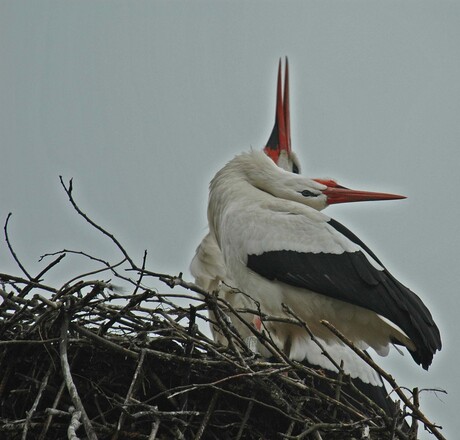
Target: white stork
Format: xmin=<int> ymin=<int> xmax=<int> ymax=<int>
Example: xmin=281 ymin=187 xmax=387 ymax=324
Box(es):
xmin=208 ymin=150 xmax=441 ymax=379
xmin=191 ymin=59 xmax=300 ymax=341
xmin=191 ymin=62 xmax=433 ymax=416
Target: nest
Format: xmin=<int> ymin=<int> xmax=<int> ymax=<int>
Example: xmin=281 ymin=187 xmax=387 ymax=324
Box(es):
xmin=0 ymin=179 xmax=445 ymax=440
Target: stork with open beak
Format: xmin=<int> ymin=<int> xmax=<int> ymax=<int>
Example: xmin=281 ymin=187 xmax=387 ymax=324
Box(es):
xmin=191 ymin=59 xmax=299 ymax=304
xmin=192 ymin=60 xmax=434 ymax=415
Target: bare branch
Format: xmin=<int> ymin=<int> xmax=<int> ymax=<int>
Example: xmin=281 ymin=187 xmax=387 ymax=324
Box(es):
xmin=60 ymin=312 xmax=98 ymax=440
xmin=21 ymin=365 xmax=53 ymax=440
xmin=112 ymin=349 xmax=146 ymax=439
xmin=321 ymin=320 xmax=445 ymax=440
xmin=67 ymin=406 xmax=82 ymax=440
xmin=4 ymin=213 xmax=32 ymax=280
xmin=59 ymin=176 xmax=136 ymax=269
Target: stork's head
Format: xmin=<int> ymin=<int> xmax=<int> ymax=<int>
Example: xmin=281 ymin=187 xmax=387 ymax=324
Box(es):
xmin=298 ymin=177 xmax=406 ymax=210
xmin=263 ymin=58 xmax=301 ymax=175
xmin=240 ymin=151 xmax=406 ymax=211
xmin=276 ymin=173 xmax=405 ymax=211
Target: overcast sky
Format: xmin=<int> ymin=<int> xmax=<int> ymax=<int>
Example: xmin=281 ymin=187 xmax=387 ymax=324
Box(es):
xmin=1 ymin=1 xmax=459 ymax=437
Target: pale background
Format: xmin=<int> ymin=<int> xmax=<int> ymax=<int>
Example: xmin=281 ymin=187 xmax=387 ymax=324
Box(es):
xmin=1 ymin=2 xmax=459 ymax=438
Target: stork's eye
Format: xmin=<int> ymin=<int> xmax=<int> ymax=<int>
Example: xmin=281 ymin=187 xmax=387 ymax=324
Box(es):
xmin=300 ymin=190 xmax=318 ymax=198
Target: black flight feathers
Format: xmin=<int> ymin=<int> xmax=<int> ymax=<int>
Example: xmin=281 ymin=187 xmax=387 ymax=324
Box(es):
xmin=246 ymin=218 xmax=441 ymax=369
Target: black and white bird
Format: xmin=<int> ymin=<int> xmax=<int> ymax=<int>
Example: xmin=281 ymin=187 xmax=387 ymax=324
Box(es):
xmin=190 ymin=59 xmax=300 ymax=344
xmin=208 ymin=149 xmax=441 ymax=375
xmin=193 ymin=60 xmax=440 ymax=416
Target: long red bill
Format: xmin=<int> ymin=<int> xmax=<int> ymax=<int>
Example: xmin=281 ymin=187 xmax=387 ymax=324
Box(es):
xmin=283 ymin=57 xmax=291 ymax=153
xmin=313 ymin=178 xmax=406 ymax=204
xmin=264 ymin=58 xmax=291 ymax=163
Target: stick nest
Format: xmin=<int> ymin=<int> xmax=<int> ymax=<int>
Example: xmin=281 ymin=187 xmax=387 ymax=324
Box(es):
xmin=0 ymin=178 xmax=445 ymax=440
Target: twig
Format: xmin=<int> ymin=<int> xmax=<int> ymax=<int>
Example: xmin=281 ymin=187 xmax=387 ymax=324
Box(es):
xmin=194 ymin=390 xmax=219 ymax=440
xmin=131 ymin=408 xmax=201 ymax=420
xmin=235 ymin=400 xmax=254 ymax=440
xmin=166 ymin=382 xmax=304 ymax=424
xmin=21 ymin=365 xmax=53 ymax=440
xmin=59 ymin=177 xmax=136 ymax=269
xmin=0 ymin=363 xmax=13 ymax=400
xmin=0 ymin=273 xmax=57 ymax=293
xmin=21 ymin=254 xmax=67 ymax=299
xmin=35 ymin=253 xmax=66 ymax=280
xmin=282 ymin=303 xmax=343 ymax=372
xmin=67 ymin=406 xmax=82 ymax=440
xmin=321 ymin=320 xmax=445 ymax=440
xmin=409 ymin=388 xmax=419 ymax=440
xmin=148 ymin=419 xmax=160 ymax=440
xmin=64 ymin=259 xmax=126 ymax=289
xmin=3 ymin=215 xmax=68 ymax=300
xmin=70 ymin=322 xmax=139 ymax=359
xmin=287 ymin=420 xmax=369 ymax=440
xmin=98 ymin=289 xmax=154 ymax=336
xmin=60 ymin=312 xmax=98 ymax=440
xmin=112 ymin=349 xmax=147 ymax=440
xmin=279 ymin=374 xmax=369 ymax=422
xmin=332 ymin=360 xmax=344 ymax=420
xmin=133 ymin=249 xmax=148 ymax=297
xmin=39 ymin=380 xmax=67 ymax=440
xmin=4 ymin=213 xmax=32 ymax=280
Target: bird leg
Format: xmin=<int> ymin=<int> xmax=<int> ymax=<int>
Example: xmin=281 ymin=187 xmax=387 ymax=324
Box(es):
xmin=252 ymin=315 xmax=262 ymax=331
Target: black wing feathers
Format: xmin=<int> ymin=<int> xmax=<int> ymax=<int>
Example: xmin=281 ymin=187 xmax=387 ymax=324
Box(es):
xmin=247 ymin=240 xmax=441 ymax=369
xmin=327 ymin=218 xmax=384 ymax=266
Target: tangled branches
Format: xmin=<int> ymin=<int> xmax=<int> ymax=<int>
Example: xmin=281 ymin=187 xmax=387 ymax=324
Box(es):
xmin=0 ymin=178 xmax=445 ymax=440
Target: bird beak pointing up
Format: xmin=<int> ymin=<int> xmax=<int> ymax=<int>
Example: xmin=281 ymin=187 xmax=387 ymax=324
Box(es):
xmin=313 ymin=179 xmax=407 ymax=205
xmin=263 ymin=58 xmax=291 ymax=163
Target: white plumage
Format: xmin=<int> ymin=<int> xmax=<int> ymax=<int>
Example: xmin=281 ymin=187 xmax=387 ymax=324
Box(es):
xmin=207 ymin=150 xmax=441 ymax=379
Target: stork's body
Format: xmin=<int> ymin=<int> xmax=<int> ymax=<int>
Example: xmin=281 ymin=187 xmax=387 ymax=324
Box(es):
xmin=191 ymin=59 xmax=299 ymax=345
xmin=208 ymin=151 xmax=441 ymax=372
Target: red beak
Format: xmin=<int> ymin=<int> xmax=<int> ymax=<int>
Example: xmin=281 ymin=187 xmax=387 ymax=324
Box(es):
xmin=313 ymin=178 xmax=406 ymax=204
xmin=264 ymin=58 xmax=291 ymax=163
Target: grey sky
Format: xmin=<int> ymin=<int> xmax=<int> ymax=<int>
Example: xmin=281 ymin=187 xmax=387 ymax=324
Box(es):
xmin=1 ymin=2 xmax=459 ymax=437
